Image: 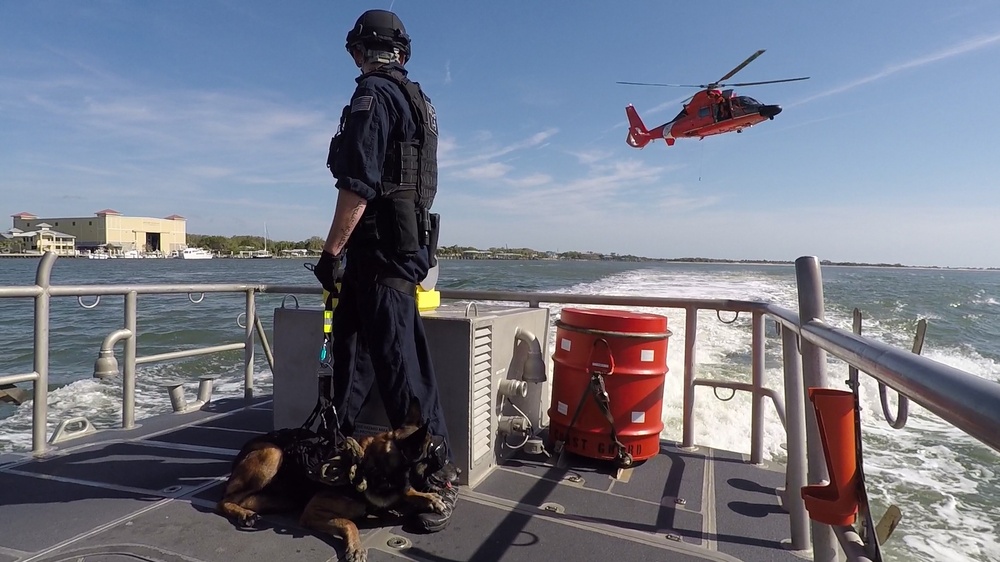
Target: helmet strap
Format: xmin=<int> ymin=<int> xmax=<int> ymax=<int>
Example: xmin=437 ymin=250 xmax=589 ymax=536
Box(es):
xmin=364 ymin=47 xmax=401 ymax=65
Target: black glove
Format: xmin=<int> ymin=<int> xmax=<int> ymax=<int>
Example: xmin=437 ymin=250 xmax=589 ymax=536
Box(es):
xmin=311 ymin=251 xmax=342 ymax=296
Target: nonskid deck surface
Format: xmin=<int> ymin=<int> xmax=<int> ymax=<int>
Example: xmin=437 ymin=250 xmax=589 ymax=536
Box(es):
xmin=0 ymin=398 xmax=800 ymax=562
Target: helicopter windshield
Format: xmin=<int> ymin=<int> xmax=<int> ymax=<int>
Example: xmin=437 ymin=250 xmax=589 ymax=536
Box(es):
xmin=733 ymin=96 xmax=762 ymax=108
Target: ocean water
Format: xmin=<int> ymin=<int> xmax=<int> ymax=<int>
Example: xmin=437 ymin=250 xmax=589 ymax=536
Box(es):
xmin=1 ymin=256 xmax=999 ymax=561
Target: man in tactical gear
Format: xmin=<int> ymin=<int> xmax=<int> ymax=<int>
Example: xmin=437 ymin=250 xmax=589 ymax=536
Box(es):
xmin=312 ymin=9 xmax=457 ymax=533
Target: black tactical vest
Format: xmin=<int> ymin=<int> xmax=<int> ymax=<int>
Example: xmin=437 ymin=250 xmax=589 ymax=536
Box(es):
xmin=374 ymin=67 xmax=438 ymax=211
xmin=343 ymin=67 xmax=439 ymax=255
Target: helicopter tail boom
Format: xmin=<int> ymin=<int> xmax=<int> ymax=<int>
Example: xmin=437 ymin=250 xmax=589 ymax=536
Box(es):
xmin=625 ymin=105 xmax=672 ymax=148
xmin=625 ymin=104 xmax=652 ymax=148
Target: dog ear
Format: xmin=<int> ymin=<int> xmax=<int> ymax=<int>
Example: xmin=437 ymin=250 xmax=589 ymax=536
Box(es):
xmin=397 ymin=421 xmax=430 ymax=462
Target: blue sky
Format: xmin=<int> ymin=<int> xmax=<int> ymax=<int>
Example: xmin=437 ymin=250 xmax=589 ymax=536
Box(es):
xmin=2 ymin=2 xmax=1000 ymax=267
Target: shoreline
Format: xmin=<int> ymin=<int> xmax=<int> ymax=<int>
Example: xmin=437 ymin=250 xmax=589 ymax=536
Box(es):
xmin=1 ymin=252 xmax=997 ymax=271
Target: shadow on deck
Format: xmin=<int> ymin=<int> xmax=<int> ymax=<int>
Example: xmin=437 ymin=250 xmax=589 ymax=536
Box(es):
xmin=0 ymin=398 xmax=802 ymax=562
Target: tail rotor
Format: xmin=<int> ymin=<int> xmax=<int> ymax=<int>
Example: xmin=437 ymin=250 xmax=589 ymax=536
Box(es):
xmin=625 ymin=105 xmax=671 ymax=148
xmin=625 ymin=105 xmax=652 ymax=148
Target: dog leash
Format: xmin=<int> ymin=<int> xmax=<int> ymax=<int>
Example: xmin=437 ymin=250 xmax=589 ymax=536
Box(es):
xmin=302 ymin=294 xmax=346 ymax=440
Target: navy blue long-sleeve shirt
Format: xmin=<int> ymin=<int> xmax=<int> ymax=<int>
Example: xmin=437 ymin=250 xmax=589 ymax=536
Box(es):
xmin=332 ymin=63 xmax=431 ymax=282
xmin=332 ymin=63 xmax=417 ymax=201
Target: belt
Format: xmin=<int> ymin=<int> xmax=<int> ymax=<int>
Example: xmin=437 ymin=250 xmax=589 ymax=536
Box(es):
xmin=377 ymin=276 xmax=417 ymax=296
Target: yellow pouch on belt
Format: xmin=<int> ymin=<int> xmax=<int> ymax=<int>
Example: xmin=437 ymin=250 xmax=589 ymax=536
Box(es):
xmin=416 ymin=287 xmax=440 ymax=312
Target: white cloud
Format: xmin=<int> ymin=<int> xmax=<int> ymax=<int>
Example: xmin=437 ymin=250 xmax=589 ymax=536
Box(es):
xmin=0 ymin=55 xmax=337 ymax=237
xmin=452 ymin=162 xmax=512 ymax=181
xmin=437 ymin=135 xmax=459 ymax=162
xmin=183 ymin=165 xmax=236 ymax=179
xmin=791 ymin=32 xmax=1000 ymax=106
xmin=443 ymin=158 xmax=699 ymax=224
xmin=506 ymin=174 xmax=552 ymax=188
xmin=440 ymin=128 xmax=559 ymax=169
xmin=567 ymin=149 xmax=611 ymax=166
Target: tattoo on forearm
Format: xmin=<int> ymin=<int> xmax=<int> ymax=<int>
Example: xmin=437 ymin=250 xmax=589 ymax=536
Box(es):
xmin=334 ymin=202 xmax=366 ymax=251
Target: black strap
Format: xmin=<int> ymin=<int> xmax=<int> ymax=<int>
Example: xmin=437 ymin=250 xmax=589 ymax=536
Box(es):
xmin=588 ymin=372 xmax=632 ymax=467
xmin=377 ymin=275 xmax=417 ymax=296
xmin=302 ymin=376 xmax=346 ymax=442
xmin=561 ymin=370 xmax=632 ymax=468
xmin=302 ymin=297 xmax=346 ymax=444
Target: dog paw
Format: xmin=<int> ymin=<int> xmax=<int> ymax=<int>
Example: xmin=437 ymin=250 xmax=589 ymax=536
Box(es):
xmin=238 ymin=513 xmax=260 ymax=528
xmin=346 ymin=546 xmax=367 ymax=562
xmin=429 ymin=496 xmax=447 ymax=514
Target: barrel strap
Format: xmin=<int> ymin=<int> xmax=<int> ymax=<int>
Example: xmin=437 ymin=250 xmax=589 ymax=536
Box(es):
xmin=588 ymin=372 xmax=632 ymax=467
xmin=559 ymin=369 xmax=632 ymax=468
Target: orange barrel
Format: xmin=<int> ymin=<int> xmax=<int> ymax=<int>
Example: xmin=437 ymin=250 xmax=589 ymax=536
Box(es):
xmin=548 ymin=308 xmax=671 ymax=462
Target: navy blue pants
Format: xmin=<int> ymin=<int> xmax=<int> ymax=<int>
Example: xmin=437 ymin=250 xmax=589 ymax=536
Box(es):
xmin=329 ymin=246 xmax=452 ymax=460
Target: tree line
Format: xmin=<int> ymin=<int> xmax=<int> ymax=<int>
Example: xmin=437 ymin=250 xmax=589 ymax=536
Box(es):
xmin=187 ymin=234 xmax=325 ymax=254
xmin=183 ymin=238 xmax=652 ymax=261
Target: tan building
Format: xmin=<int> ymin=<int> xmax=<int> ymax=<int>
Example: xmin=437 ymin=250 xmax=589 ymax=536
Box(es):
xmin=1 ymin=224 xmax=77 ymax=256
xmin=10 ymin=209 xmax=187 ymax=255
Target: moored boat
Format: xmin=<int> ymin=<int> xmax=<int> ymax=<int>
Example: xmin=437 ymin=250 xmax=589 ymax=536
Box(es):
xmin=177 ymin=247 xmax=214 ymax=260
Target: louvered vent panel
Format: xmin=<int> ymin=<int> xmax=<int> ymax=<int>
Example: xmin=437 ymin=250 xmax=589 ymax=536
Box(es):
xmin=471 ymin=325 xmax=493 ymax=462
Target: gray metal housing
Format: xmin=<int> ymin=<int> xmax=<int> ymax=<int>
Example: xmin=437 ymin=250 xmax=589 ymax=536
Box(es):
xmin=272 ymin=303 xmax=550 ymax=488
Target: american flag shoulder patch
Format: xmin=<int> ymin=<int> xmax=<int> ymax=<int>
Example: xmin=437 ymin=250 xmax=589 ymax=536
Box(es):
xmin=351 ymin=95 xmax=374 ymax=113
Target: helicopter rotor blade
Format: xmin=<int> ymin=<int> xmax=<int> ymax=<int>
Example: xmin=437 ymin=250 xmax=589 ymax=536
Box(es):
xmin=618 ymin=50 xmax=808 ymax=91
xmin=616 ymin=81 xmax=706 ymax=88
xmin=718 ymin=76 xmax=811 ymax=88
xmin=714 ymin=49 xmax=766 ymax=85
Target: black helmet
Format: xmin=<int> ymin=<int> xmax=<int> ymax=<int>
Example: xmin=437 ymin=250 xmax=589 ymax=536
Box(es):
xmin=345 ymin=10 xmax=411 ymax=59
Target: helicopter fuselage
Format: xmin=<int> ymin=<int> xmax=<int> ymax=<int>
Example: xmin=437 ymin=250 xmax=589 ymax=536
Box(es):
xmin=619 ymin=50 xmax=806 ymax=149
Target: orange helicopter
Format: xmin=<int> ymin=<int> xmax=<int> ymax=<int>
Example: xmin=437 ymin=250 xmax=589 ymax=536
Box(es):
xmin=618 ymin=50 xmax=808 ymax=148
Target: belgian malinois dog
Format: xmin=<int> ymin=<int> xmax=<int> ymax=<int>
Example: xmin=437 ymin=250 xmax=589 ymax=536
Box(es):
xmin=216 ymin=402 xmax=447 ymax=562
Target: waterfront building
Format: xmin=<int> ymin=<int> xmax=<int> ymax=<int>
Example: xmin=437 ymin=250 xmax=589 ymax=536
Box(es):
xmin=10 ymin=210 xmax=186 ymax=255
xmin=0 ymin=224 xmax=77 ymax=256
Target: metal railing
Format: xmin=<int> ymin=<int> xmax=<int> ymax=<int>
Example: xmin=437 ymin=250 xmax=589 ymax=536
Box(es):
xmin=0 ymin=252 xmax=270 ymax=449
xmin=3 ymin=253 xmax=1000 ymax=562
xmin=427 ymin=258 xmax=1000 ymax=562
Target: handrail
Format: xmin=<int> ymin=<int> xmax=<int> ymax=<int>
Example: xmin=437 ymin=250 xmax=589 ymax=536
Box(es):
xmin=0 ymin=284 xmax=257 ymax=297
xmin=692 ymin=379 xmax=787 ymax=429
xmin=265 ymin=281 xmax=1000 ymax=456
xmin=4 ymin=253 xmax=1000 ymax=562
xmin=0 ymin=372 xmax=40 ymax=386
xmin=47 ymin=284 xmax=259 ymax=295
xmin=799 ymin=318 xmax=1000 ymax=452
xmin=0 ymin=253 xmax=269 ymax=454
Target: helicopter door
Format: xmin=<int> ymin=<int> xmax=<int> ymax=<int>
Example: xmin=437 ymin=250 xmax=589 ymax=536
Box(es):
xmin=717 ymin=89 xmax=734 ymax=121
xmin=715 ymin=101 xmax=731 ymax=122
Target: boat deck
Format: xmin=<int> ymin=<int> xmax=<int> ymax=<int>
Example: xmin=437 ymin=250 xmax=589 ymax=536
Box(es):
xmin=0 ymin=397 xmax=802 ymax=562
